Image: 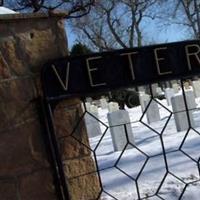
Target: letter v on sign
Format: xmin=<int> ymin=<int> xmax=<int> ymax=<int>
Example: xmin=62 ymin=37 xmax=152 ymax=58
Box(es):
xmin=51 ymin=63 xmax=70 ymax=91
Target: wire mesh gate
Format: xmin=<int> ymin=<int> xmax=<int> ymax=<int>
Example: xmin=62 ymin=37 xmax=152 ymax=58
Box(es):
xmin=42 ymin=40 xmax=200 ymax=200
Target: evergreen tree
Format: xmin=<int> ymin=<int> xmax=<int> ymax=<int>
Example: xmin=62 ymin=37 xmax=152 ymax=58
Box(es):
xmin=70 ymin=43 xmax=92 ymax=56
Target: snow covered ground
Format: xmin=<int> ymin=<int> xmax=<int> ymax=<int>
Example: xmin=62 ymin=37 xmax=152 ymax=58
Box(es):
xmin=87 ymin=98 xmax=200 ymax=200
xmin=0 ymin=7 xmax=17 ymax=14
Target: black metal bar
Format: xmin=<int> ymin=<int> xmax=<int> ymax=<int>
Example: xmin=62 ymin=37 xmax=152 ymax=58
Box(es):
xmin=43 ymin=100 xmax=71 ymax=200
xmin=180 ymin=79 xmax=192 ymax=128
xmin=40 ymin=98 xmax=65 ymax=200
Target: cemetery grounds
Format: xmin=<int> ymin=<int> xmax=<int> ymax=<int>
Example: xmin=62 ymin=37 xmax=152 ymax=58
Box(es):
xmin=84 ymin=91 xmax=200 ymax=200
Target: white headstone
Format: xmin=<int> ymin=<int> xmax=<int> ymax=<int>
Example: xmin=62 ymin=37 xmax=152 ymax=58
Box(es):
xmin=85 ymin=102 xmax=91 ymax=112
xmin=156 ymin=87 xmax=163 ymax=95
xmin=90 ymin=105 xmax=98 ymax=113
xmin=85 ymin=105 xmax=101 ymax=138
xmin=171 ymin=80 xmax=177 ymax=85
xmin=171 ymin=91 xmax=196 ymax=132
xmin=164 ymin=88 xmax=175 ymax=105
xmin=138 ymin=86 xmax=145 ymax=92
xmin=107 ymin=110 xmax=134 ymax=151
xmin=144 ymin=100 xmax=160 ymax=124
xmin=184 ymin=82 xmax=190 ymax=90
xmin=108 ymin=102 xmax=119 ymax=112
xmin=100 ymin=98 xmax=108 ymax=109
xmin=192 ymin=80 xmax=200 ymax=97
xmin=139 ymin=92 xmax=150 ymax=112
xmin=172 ymin=83 xmax=179 ymax=93
xmin=86 ymin=97 xmax=93 ymax=103
xmin=166 ymin=81 xmax=171 ymax=88
xmin=151 ymin=83 xmax=158 ymax=96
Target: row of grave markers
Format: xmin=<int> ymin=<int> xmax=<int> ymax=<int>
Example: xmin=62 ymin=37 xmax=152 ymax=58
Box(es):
xmin=84 ymin=101 xmax=134 ymax=151
xmin=139 ymin=82 xmax=199 ymax=132
xmin=84 ymin=79 xmax=200 ymax=152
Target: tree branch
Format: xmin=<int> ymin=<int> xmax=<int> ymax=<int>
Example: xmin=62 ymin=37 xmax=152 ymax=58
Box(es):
xmin=105 ymin=2 xmax=128 ymax=48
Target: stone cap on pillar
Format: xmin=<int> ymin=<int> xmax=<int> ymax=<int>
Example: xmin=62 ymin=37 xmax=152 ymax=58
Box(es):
xmin=0 ymin=11 xmax=68 ymax=73
xmin=0 ymin=11 xmax=70 ymax=21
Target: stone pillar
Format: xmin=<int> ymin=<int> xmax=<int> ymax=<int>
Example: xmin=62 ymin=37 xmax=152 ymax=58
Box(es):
xmin=0 ymin=13 xmax=100 ymax=200
xmin=0 ymin=13 xmax=68 ymax=200
xmin=107 ymin=110 xmax=134 ymax=151
xmin=54 ymin=99 xmax=101 ymax=200
xmin=171 ymin=91 xmax=196 ymax=131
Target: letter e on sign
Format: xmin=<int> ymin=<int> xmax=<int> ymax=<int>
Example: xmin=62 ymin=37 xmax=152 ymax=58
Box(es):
xmin=154 ymin=47 xmax=172 ymax=75
xmin=86 ymin=56 xmax=107 ymax=87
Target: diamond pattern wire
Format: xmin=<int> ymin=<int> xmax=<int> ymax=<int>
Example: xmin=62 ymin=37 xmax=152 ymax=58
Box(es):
xmin=52 ymin=79 xmax=200 ymax=200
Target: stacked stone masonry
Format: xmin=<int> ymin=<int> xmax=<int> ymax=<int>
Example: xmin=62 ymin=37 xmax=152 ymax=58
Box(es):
xmin=54 ymin=99 xmax=101 ymax=200
xmin=0 ymin=13 xmax=100 ymax=200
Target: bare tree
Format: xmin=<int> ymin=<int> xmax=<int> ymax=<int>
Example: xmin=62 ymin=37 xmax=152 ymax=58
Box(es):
xmin=157 ymin=0 xmax=200 ymax=39
xmin=0 ymin=0 xmax=3 ymax=6
xmin=3 ymin=0 xmax=95 ymax=18
xmin=71 ymin=0 xmax=157 ymax=51
xmin=177 ymin=0 xmax=200 ymax=39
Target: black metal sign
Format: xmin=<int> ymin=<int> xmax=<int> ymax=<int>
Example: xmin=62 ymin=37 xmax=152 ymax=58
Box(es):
xmin=42 ymin=40 xmax=200 ymax=99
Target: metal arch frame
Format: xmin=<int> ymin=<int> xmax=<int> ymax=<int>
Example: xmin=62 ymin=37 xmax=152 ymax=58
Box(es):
xmin=41 ymin=97 xmax=71 ymax=200
xmin=41 ymin=40 xmax=200 ymax=200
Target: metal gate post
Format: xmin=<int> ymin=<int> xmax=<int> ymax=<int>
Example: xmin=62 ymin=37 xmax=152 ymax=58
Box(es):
xmin=42 ymin=98 xmax=70 ymax=200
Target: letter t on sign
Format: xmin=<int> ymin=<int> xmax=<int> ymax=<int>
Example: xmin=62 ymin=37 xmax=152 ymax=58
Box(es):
xmin=120 ymin=52 xmax=138 ymax=80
